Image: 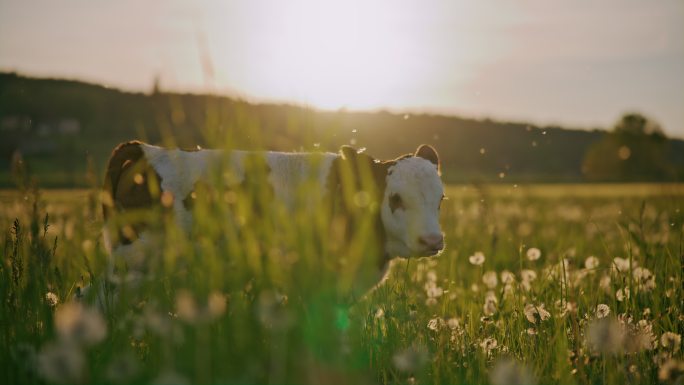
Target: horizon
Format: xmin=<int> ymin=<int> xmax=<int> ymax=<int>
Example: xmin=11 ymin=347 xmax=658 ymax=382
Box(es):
xmin=1 ymin=0 xmax=682 ymax=136
xmin=6 ymin=70 xmax=684 ymax=140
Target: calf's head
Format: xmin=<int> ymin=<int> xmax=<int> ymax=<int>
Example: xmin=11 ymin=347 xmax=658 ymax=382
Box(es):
xmin=339 ymin=144 xmax=445 ymax=258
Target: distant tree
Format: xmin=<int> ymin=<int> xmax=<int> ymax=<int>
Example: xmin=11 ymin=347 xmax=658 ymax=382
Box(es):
xmin=151 ymin=75 xmax=161 ymax=95
xmin=582 ymin=113 xmax=673 ymax=181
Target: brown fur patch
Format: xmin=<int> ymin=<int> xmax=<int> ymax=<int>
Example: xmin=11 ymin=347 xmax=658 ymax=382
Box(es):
xmin=102 ymin=141 xmax=162 ymax=245
xmin=327 ymin=149 xmax=395 ymax=268
xmin=414 ymin=144 xmax=440 ymax=174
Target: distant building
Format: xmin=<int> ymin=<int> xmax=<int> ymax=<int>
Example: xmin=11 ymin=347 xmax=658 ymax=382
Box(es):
xmin=58 ymin=119 xmax=81 ymax=135
xmin=0 ymin=115 xmax=32 ymax=132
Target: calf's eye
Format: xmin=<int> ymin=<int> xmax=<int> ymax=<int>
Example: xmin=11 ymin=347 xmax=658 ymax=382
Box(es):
xmin=389 ymin=193 xmax=404 ymax=213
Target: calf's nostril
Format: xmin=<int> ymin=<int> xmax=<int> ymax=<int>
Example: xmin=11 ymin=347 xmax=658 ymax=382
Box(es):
xmin=419 ymin=234 xmax=444 ymax=249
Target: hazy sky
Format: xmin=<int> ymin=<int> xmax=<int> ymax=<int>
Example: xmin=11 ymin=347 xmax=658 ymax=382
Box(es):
xmin=1 ymin=0 xmax=683 ymax=137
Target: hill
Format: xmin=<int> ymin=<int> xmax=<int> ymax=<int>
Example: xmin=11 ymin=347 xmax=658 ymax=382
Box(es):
xmin=1 ymin=72 xmax=682 ymax=187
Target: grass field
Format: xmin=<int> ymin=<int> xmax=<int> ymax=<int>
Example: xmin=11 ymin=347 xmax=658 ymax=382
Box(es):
xmin=1 ymin=183 xmax=682 ymax=384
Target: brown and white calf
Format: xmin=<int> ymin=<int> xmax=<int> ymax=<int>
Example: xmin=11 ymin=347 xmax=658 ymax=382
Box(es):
xmin=102 ymin=141 xmax=445 ymax=275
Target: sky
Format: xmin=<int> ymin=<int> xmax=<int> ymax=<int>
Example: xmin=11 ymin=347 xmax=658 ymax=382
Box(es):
xmin=1 ymin=0 xmax=683 ymax=137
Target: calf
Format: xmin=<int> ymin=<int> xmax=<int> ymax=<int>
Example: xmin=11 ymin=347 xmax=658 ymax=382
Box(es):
xmin=102 ymin=141 xmax=444 ymax=277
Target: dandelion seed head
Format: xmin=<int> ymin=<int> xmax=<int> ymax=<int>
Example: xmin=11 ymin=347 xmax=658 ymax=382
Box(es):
xmin=633 ymin=267 xmax=656 ymax=292
xmin=595 ymin=304 xmax=611 ymax=319
xmin=483 ymin=271 xmax=498 ymax=289
xmin=393 ymin=346 xmax=428 ymax=372
xmin=501 ymin=270 xmax=516 ymax=284
xmin=469 ymin=251 xmax=485 ymax=266
xmin=207 ymin=291 xmax=227 ymax=319
xmin=175 ymin=290 xmax=198 ymax=323
xmin=45 ymin=292 xmax=59 ymax=307
xmin=616 ymin=287 xmax=630 ymax=302
xmin=520 ymin=269 xmax=537 ymax=282
xmin=447 ymin=317 xmax=461 ymax=330
xmin=658 ymin=359 xmax=684 ymax=384
xmin=424 ymin=281 xmax=444 ymax=299
xmin=599 ymin=275 xmax=612 ymax=291
xmin=661 ymin=332 xmax=682 ymax=352
xmin=584 ymin=256 xmax=599 ymax=270
xmin=586 ymin=318 xmax=624 ymax=354
xmin=526 ymin=247 xmax=541 ymax=261
xmin=612 ymin=257 xmax=636 ymax=273
xmin=55 ymin=302 xmax=107 ymax=346
xmin=554 ymin=300 xmax=577 ymax=318
xmin=523 ymin=303 xmax=551 ymax=324
xmin=480 ymin=337 xmax=498 ymax=354
xmin=490 ymin=358 xmax=536 ymax=385
xmin=520 ymin=269 xmax=537 ymax=291
xmin=483 ymin=291 xmax=498 ymax=316
xmin=621 ymin=319 xmax=657 ymax=352
xmin=427 ymin=317 xmax=445 ymax=332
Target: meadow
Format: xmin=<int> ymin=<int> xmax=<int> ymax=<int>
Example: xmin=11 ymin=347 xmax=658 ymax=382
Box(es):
xmin=1 ymin=182 xmax=682 ymax=384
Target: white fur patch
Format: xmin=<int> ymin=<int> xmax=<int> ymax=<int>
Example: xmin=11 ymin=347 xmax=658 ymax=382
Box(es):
xmin=141 ymin=144 xmax=227 ymax=232
xmin=139 ymin=144 xmax=337 ymax=231
xmin=266 ymin=152 xmax=338 ymax=209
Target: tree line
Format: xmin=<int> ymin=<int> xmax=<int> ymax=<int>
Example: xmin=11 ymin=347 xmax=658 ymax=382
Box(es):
xmin=1 ymin=72 xmax=682 ymax=187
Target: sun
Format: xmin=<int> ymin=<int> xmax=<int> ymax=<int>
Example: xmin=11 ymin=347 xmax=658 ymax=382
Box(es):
xmin=211 ymin=0 xmax=428 ymax=110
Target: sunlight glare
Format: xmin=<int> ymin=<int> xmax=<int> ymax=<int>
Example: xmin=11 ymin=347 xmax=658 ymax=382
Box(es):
xmin=231 ymin=0 xmax=426 ymax=110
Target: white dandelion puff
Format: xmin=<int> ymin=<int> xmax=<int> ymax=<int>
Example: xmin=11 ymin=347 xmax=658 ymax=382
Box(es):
xmin=447 ymin=317 xmax=461 ymax=330
xmin=175 ymin=290 xmax=198 ymax=323
xmin=584 ymin=256 xmax=599 ymax=270
xmin=599 ymin=275 xmax=612 ymax=291
xmin=520 ymin=269 xmax=537 ymax=283
xmin=483 ymin=291 xmax=498 ymax=316
xmin=658 ymin=359 xmax=684 ymax=384
xmin=207 ymin=291 xmax=227 ymax=319
xmin=612 ymin=257 xmax=635 ymax=273
xmin=490 ymin=358 xmax=536 ymax=385
xmin=523 ymin=303 xmax=551 ymax=324
xmin=469 ymin=251 xmax=485 ymax=266
xmin=55 ymin=302 xmax=107 ymax=346
xmin=616 ymin=287 xmax=630 ymax=302
xmin=520 ymin=269 xmax=537 ymax=291
xmin=393 ymin=346 xmax=428 ymax=372
xmin=483 ymin=271 xmax=498 ymax=289
xmin=424 ymin=281 xmax=444 ymax=299
xmin=526 ymin=247 xmax=541 ymax=261
xmin=427 ymin=317 xmax=446 ymax=332
xmin=501 ymin=270 xmax=516 ymax=285
xmin=480 ymin=337 xmax=498 ymax=354
xmin=586 ymin=318 xmax=624 ymax=354
xmin=633 ymin=267 xmax=656 ymax=292
xmin=45 ymin=292 xmax=59 ymax=307
xmin=661 ymin=332 xmax=682 ymax=352
xmin=596 ymin=304 xmax=611 ymax=319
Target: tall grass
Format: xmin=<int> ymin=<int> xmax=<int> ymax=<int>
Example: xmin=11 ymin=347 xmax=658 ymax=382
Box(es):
xmin=1 ymin=108 xmax=683 ymax=384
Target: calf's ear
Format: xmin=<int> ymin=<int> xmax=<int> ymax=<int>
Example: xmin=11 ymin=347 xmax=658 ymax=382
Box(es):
xmin=415 ymin=144 xmax=440 ymax=173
